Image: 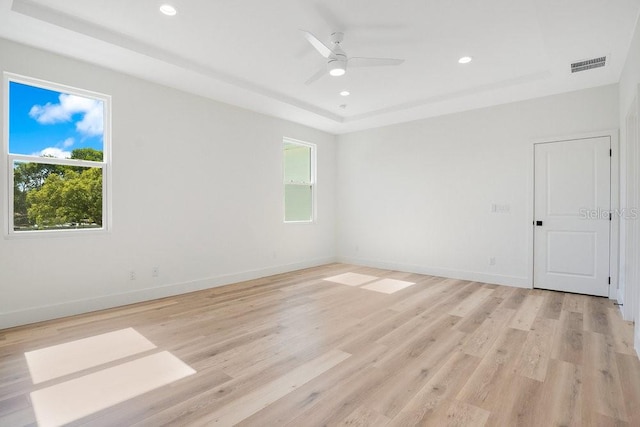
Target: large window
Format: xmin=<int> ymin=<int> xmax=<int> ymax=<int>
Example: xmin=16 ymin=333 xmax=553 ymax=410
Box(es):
xmin=5 ymin=74 xmax=110 ymax=234
xmin=283 ymin=138 xmax=315 ymax=222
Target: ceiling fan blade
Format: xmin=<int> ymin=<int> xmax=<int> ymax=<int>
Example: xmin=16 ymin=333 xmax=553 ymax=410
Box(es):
xmin=348 ymin=57 xmax=405 ymax=67
xmin=300 ymin=30 xmax=332 ymax=58
xmin=305 ymin=68 xmax=326 ymax=85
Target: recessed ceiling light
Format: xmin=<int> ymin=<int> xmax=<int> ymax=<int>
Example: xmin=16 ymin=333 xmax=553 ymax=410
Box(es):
xmin=340 ymin=91 xmax=350 ymax=97
xmin=458 ymin=56 xmax=472 ymax=64
xmin=159 ymin=4 xmax=177 ymax=16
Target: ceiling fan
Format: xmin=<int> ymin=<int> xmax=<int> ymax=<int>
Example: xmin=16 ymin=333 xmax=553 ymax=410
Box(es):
xmin=301 ymin=30 xmax=405 ymax=85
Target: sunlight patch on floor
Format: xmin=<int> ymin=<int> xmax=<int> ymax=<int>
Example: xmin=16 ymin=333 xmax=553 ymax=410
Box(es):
xmin=323 ymin=272 xmax=378 ymax=286
xmin=30 ymin=351 xmax=195 ymax=427
xmin=24 ymin=328 xmax=195 ymax=427
xmin=324 ymin=272 xmax=416 ymax=294
xmin=25 ymin=327 xmax=156 ymax=384
xmin=362 ymin=278 xmax=416 ymax=294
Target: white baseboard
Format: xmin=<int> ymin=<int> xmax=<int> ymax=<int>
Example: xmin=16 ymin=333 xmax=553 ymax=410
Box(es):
xmin=337 ymin=256 xmax=531 ymax=288
xmin=0 ymin=256 xmax=337 ymax=330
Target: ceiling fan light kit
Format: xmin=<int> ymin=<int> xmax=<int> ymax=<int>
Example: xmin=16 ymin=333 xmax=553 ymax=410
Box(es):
xmin=301 ymin=30 xmax=404 ymax=84
xmin=329 ymin=60 xmax=346 ymax=76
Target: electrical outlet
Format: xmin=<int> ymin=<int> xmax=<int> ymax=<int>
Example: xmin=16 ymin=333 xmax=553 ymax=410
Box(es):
xmin=129 ymin=270 xmax=136 ymax=280
xmin=152 ymin=267 xmax=159 ymax=277
xmin=489 ymin=257 xmax=496 ymax=266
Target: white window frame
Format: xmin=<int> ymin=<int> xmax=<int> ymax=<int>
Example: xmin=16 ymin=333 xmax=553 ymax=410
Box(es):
xmin=283 ymin=137 xmax=316 ymax=223
xmin=3 ymin=72 xmax=112 ymax=237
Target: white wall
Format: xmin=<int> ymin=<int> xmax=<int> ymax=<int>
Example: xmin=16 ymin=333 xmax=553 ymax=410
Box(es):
xmin=618 ymin=14 xmax=640 ymax=354
xmin=336 ymin=85 xmax=619 ymax=288
xmin=0 ymin=38 xmax=337 ymax=329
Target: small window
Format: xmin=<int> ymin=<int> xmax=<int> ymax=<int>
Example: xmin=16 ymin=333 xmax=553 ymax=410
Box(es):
xmin=5 ymin=74 xmax=110 ymax=234
xmin=283 ymin=138 xmax=315 ymax=222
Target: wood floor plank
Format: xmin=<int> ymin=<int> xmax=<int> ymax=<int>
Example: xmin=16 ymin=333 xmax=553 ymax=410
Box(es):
xmin=281 ymin=366 xmax=391 ymax=427
xmin=389 ymin=350 xmax=481 ymax=425
xmin=607 ymin=308 xmax=636 ymax=355
xmin=185 ymin=349 xmax=351 ymax=426
xmin=515 ymin=316 xmax=558 ymax=381
xmin=552 ymin=310 xmax=584 ymax=366
xmin=509 ymin=294 xmax=544 ymax=331
xmin=374 ymin=315 xmax=462 ymax=368
xmin=615 ymin=352 xmax=640 ymax=426
xmin=562 ymin=293 xmax=587 ymax=313
xmin=584 ymin=297 xmax=613 ymax=334
xmin=484 ymin=373 xmax=542 ymax=426
xmin=461 ymin=306 xmax=516 ymax=358
xmin=335 ymin=405 xmax=390 ymax=427
xmin=502 ymin=287 xmax=528 ymax=309
xmin=387 ymin=277 xmax=453 ymax=313
xmin=237 ymin=343 xmax=390 ymax=427
xmin=539 ymin=291 xmax=565 ymax=320
xmin=368 ymin=327 xmax=466 ymax=418
xmin=454 ymin=296 xmax=503 ymax=334
xmin=531 ymin=358 xmax=583 ymax=426
xmin=448 ymin=287 xmax=495 ymax=317
xmin=0 ymin=406 xmax=35 ymax=427
xmin=582 ymin=331 xmax=628 ymax=422
xmin=456 ymin=327 xmax=528 ymax=410
xmin=0 ymin=263 xmax=638 ymax=426
xmin=422 ymin=400 xmax=490 ymax=427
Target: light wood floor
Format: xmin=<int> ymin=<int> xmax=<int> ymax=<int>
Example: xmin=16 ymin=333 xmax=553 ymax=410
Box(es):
xmin=1 ymin=263 xmax=639 ymax=426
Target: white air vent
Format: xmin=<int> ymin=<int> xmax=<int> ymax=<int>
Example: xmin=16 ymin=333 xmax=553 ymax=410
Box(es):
xmin=571 ymin=56 xmax=607 ymax=73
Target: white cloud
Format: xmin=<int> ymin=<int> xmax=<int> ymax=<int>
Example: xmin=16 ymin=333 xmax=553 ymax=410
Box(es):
xmin=75 ymin=103 xmax=103 ymax=136
xmin=62 ymin=137 xmax=75 ymax=148
xmin=33 ymin=147 xmax=72 ymax=159
xmin=29 ymin=94 xmax=104 ymax=137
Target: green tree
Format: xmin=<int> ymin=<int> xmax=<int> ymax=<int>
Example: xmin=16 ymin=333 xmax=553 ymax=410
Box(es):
xmin=71 ymin=148 xmax=103 ymax=162
xmin=13 ymin=161 xmax=61 ymax=191
xmin=27 ymin=167 xmax=102 ymax=228
xmin=26 ymin=172 xmax=66 ymax=227
xmin=18 ymin=149 xmax=104 ymax=229
xmin=59 ymin=167 xmax=103 ymax=226
xmin=13 ymin=177 xmax=28 ymax=227
xmin=13 ymin=160 xmax=63 ymax=227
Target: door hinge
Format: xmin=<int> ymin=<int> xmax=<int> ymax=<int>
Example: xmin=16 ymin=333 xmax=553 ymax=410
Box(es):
xmin=608 ymin=276 xmax=611 ymax=285
xmin=610 ymin=149 xmax=612 ymax=157
xmin=609 ymin=212 xmax=612 ymax=221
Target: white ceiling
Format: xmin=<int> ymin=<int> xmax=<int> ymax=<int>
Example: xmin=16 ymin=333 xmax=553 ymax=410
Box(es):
xmin=1 ymin=0 xmax=639 ymax=134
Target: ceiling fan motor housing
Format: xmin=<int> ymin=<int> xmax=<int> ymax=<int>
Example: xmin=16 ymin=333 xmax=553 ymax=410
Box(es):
xmin=330 ymin=32 xmax=344 ymax=44
xmin=328 ymin=40 xmax=347 ymax=76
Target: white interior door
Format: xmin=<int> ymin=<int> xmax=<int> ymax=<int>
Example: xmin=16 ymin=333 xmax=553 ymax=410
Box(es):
xmin=534 ymin=137 xmax=611 ymax=296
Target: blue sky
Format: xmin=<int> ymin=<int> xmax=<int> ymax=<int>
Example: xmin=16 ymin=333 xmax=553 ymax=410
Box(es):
xmin=9 ymin=81 xmax=104 ymax=158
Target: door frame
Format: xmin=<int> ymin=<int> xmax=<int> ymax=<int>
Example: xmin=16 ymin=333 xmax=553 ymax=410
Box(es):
xmin=528 ymin=130 xmax=619 ymax=299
